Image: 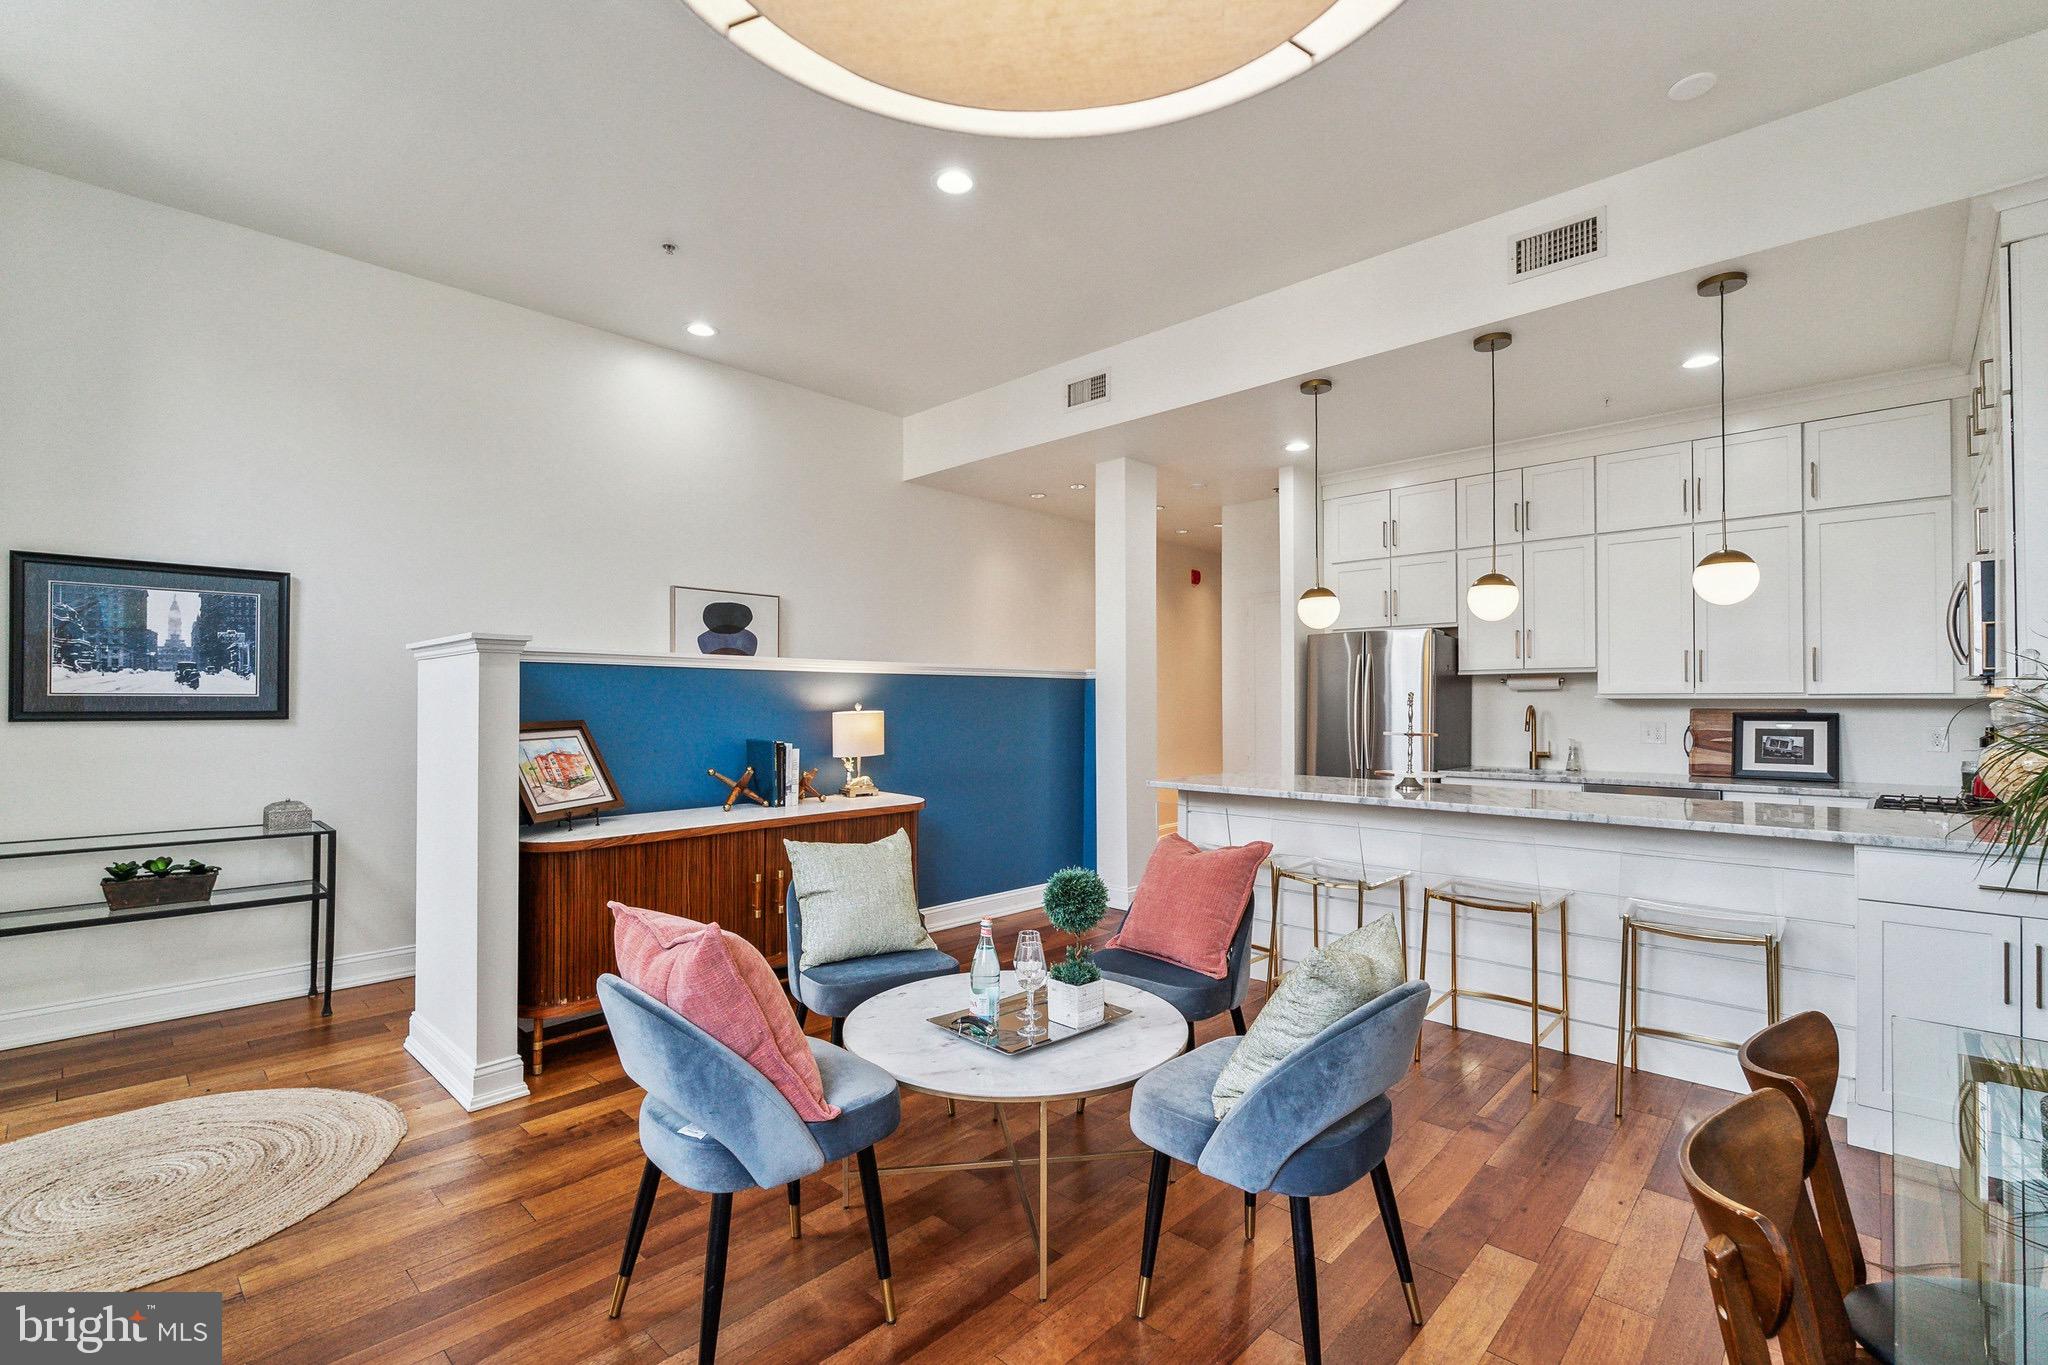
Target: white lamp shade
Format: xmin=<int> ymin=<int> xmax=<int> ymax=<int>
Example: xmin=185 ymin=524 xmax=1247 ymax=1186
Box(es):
xmin=1692 ymin=548 xmax=1761 ymax=606
xmin=1297 ymin=586 xmax=1341 ymax=630
xmin=831 ymin=707 xmax=885 ymax=758
xmin=1466 ymin=572 xmax=1520 ymax=622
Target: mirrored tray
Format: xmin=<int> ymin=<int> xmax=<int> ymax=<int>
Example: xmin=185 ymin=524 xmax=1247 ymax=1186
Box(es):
xmin=928 ymin=991 xmax=1131 ymax=1055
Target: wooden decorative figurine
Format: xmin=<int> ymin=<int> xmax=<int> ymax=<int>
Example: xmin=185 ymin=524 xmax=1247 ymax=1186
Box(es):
xmin=798 ymin=767 xmax=826 ymax=803
xmin=709 ymin=765 xmax=768 ymax=811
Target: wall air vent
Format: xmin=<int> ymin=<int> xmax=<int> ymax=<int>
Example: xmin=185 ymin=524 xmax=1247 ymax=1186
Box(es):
xmin=1066 ymin=371 xmax=1109 ymax=409
xmin=1513 ymin=211 xmax=1606 ymax=279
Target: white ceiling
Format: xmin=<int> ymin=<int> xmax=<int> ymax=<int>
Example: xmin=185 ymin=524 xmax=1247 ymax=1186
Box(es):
xmin=0 ymin=1 xmax=2038 ymax=415
xmin=921 ymin=200 xmax=1975 ymax=551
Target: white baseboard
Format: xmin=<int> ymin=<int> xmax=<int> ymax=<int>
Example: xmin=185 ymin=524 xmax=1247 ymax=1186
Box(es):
xmin=403 ymin=1012 xmax=529 ymax=1112
xmin=0 ymin=945 xmax=417 ymax=1052
xmin=921 ymin=883 xmax=1047 ymax=933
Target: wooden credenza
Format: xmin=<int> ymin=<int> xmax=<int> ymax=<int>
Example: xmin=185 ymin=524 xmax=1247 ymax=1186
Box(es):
xmin=516 ymin=792 xmax=922 ymax=1070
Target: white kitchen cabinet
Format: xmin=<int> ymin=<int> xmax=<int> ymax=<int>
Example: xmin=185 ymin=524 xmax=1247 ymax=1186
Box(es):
xmin=1390 ymin=551 xmax=1457 ymax=627
xmin=1329 ymin=558 xmax=1391 ymax=630
xmin=1693 ymin=425 xmax=1803 ymax=522
xmin=1389 ymin=480 xmax=1457 ymax=555
xmin=1693 ymin=515 xmax=1805 ymax=696
xmin=1854 ymin=898 xmax=2020 ymax=1124
xmin=1522 ymin=457 xmax=1597 ymax=540
xmin=1804 ymin=401 xmax=1952 ymax=509
xmin=1597 ymin=525 xmax=1694 ymax=695
xmin=1805 ymin=499 xmax=1955 ymax=695
xmin=1522 ymin=536 xmax=1597 ymax=671
xmin=1596 ymin=442 xmax=1693 ymax=532
xmin=1456 ymin=470 xmax=1522 ymax=548
xmin=1324 ymin=490 xmax=1391 ymax=562
xmin=1455 ymin=545 xmax=1523 ymax=673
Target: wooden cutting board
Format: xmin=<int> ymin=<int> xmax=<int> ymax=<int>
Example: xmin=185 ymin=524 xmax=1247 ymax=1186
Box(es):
xmin=1687 ymin=708 xmax=1734 ymax=781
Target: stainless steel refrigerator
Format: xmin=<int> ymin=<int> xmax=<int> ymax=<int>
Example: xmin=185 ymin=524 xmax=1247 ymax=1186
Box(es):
xmin=1305 ymin=628 xmax=1471 ymax=778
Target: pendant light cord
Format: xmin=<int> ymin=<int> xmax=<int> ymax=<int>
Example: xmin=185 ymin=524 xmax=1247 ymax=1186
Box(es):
xmin=1489 ymin=344 xmax=1499 ymax=574
xmin=1719 ymin=284 xmax=1730 ymax=550
xmin=1312 ymin=386 xmax=1323 ymax=569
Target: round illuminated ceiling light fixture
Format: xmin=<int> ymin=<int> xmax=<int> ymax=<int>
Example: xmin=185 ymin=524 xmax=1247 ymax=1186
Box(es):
xmin=681 ymin=0 xmax=1410 ymax=138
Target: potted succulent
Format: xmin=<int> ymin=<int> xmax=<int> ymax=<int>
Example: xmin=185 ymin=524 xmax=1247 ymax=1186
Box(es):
xmin=1043 ymin=866 xmax=1109 ymax=1028
xmin=101 ymin=856 xmax=221 ymax=911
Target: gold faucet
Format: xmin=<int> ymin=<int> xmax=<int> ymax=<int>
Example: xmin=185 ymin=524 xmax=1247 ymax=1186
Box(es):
xmin=1525 ymin=705 xmax=1552 ymax=771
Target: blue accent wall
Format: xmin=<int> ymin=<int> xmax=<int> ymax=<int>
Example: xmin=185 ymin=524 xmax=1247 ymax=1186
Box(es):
xmin=521 ymin=662 xmax=1088 ymax=907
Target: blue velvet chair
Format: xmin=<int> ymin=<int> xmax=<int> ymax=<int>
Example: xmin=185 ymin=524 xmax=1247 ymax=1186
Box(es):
xmin=785 ymin=885 xmax=958 ymax=1045
xmin=597 ymin=973 xmax=904 ymax=1361
xmin=1094 ymin=892 xmax=1257 ymax=1052
xmin=1126 ymin=978 xmax=1431 ymax=1365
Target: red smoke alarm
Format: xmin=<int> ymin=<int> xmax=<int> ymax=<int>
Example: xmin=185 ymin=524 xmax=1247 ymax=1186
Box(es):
xmin=1190 ymin=569 xmax=1202 ymax=586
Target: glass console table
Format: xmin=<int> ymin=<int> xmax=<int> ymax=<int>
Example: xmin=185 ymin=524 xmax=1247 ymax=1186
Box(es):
xmin=0 ymin=821 xmax=338 ymax=1015
xmin=1890 ymin=1016 xmax=2048 ymax=1362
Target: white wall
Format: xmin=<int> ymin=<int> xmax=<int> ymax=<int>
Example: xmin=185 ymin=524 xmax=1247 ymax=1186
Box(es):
xmin=0 ymin=160 xmax=1095 ymax=1047
xmin=1221 ymin=497 xmax=1280 ymax=771
xmin=1156 ymin=541 xmax=1222 ymax=827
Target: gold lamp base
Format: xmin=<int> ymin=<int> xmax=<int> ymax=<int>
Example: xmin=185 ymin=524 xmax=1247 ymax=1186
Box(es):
xmin=840 ymin=756 xmax=878 ymax=797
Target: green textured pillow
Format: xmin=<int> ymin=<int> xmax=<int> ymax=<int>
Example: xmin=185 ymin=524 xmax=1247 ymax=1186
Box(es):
xmin=784 ymin=829 xmax=935 ymax=971
xmin=1210 ymin=915 xmax=1406 ymax=1119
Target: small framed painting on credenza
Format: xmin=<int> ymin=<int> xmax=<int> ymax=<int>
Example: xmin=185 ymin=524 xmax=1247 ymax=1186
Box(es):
xmin=1731 ymin=711 xmax=1841 ymax=784
xmin=517 ymin=720 xmax=626 ymax=823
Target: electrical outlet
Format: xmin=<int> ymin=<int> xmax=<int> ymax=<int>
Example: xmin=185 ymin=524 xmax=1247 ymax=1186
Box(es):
xmin=1641 ymin=721 xmax=1668 ymax=746
xmin=1928 ymin=727 xmax=1950 ymax=753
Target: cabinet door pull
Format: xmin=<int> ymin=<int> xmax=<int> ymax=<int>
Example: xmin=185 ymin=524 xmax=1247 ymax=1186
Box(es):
xmin=1391 ymin=588 xmax=1399 ymax=619
xmin=1971 ymin=389 xmax=1988 ymax=439
xmin=1681 ymin=478 xmax=1689 ymax=515
xmin=1695 ymin=476 xmax=1703 ymax=514
xmin=1382 ymin=589 xmax=1388 ymax=620
xmin=1390 ymin=519 xmax=1398 ymax=547
xmin=1513 ymin=629 xmax=1521 ymax=660
xmin=1698 ymin=648 xmax=1705 ymax=684
xmin=1512 ymin=501 xmax=1519 ymax=533
xmin=1381 ymin=520 xmax=1388 ymax=548
xmin=2036 ymin=943 xmax=2042 ymax=1010
xmin=1811 ymin=645 xmax=1820 ymax=683
xmin=1523 ymin=499 xmax=1532 ymax=532
xmin=1526 ymin=629 xmax=1534 ymax=661
xmin=2006 ymin=941 xmax=2014 ymax=1006
xmin=1980 ymin=357 xmax=1999 ymax=409
xmin=1684 ymin=649 xmax=1691 ymax=684
xmin=1809 ymin=462 xmax=1819 ymax=500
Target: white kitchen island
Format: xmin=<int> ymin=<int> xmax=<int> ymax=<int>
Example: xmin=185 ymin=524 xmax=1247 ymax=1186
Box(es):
xmin=1164 ymin=772 xmax=2047 ymax=1150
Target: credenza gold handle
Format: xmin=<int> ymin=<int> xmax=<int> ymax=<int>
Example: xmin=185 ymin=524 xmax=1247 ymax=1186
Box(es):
xmin=754 ymin=871 xmax=763 ymax=920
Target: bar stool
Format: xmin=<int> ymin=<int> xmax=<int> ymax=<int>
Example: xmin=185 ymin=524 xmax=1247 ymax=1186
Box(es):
xmin=1614 ymin=899 xmax=1783 ymax=1119
xmin=1264 ymin=856 xmax=1412 ymax=990
xmin=1417 ymin=878 xmax=1571 ymax=1092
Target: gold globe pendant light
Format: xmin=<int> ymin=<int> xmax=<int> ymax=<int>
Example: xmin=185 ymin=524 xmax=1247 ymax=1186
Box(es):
xmin=1296 ymin=377 xmax=1342 ymax=630
xmin=1466 ymin=332 xmax=1520 ymax=623
xmin=682 ymin=1 xmax=1410 ymax=138
xmin=1693 ymin=271 xmax=1761 ymax=606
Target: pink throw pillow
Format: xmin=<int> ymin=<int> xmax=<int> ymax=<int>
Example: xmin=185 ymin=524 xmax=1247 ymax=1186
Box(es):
xmin=1106 ymin=836 xmax=1273 ymax=980
xmin=610 ymin=902 xmax=839 ymax=1121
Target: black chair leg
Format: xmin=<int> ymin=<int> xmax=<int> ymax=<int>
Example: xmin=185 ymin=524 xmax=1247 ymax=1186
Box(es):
xmin=1135 ymin=1150 xmax=1171 ymax=1318
xmin=608 ymin=1158 xmax=663 ymax=1318
xmin=1230 ymin=1006 xmax=1248 ymax=1035
xmin=830 ymin=1016 xmax=845 ymax=1046
xmin=700 ymin=1192 xmax=733 ymax=1362
xmin=1291 ymin=1196 xmax=1321 ymax=1365
xmin=793 ymin=1001 xmax=808 ymax=1026
xmin=854 ymin=1145 xmax=897 ymax=1324
xmin=786 ymin=1180 xmax=802 ymax=1239
xmin=1184 ymin=1018 xmax=1195 ymax=1052
xmin=1370 ymin=1162 xmax=1425 ymax=1326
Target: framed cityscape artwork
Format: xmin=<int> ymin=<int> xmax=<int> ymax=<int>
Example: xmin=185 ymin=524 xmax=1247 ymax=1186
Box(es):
xmin=517 ymin=720 xmax=626 ymax=823
xmin=670 ymin=585 xmax=780 ymax=658
xmin=1731 ymin=710 xmax=1841 ymax=783
xmin=8 ymin=551 xmax=291 ymax=721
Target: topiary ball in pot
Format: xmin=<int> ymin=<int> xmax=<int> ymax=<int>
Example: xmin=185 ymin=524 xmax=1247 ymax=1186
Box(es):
xmin=1043 ymin=866 xmax=1108 ymax=1027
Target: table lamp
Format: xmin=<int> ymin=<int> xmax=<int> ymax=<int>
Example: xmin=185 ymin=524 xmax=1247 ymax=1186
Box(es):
xmin=831 ymin=703 xmax=884 ymax=797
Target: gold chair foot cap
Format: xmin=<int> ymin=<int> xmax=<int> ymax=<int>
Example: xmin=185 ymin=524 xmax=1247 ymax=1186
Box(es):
xmin=789 ymin=1205 xmax=801 ymax=1239
xmin=608 ymin=1274 xmax=629 ymax=1319
xmin=1245 ymin=1207 xmax=1256 ymax=1242
xmin=880 ymin=1278 xmax=897 ymax=1324
xmin=1135 ymin=1276 xmax=1151 ymax=1319
xmin=1403 ymin=1279 xmax=1423 ymax=1326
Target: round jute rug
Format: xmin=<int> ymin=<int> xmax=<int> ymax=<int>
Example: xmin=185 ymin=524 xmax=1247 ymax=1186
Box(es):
xmin=0 ymin=1087 xmax=405 ymax=1291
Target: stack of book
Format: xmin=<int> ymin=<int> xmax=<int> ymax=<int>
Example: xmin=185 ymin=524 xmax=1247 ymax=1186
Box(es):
xmin=744 ymin=739 xmax=803 ymax=807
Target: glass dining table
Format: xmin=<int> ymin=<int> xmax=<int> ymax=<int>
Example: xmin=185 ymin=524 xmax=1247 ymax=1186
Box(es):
xmin=1891 ymin=1016 xmax=2048 ymax=1363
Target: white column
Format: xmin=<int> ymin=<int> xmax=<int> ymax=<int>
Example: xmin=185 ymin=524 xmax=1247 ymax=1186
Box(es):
xmin=1094 ymin=458 xmax=1158 ymax=902
xmin=1220 ymin=496 xmax=1281 ymax=771
xmin=405 ymin=631 xmax=532 ymax=1112
xmin=1277 ymin=463 xmax=1317 ymax=774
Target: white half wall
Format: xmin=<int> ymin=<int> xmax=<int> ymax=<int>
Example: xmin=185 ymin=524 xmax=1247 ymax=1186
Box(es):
xmin=0 ymin=159 xmax=1094 ymax=1046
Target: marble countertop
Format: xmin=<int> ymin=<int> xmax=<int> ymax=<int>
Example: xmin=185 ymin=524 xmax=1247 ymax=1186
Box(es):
xmin=519 ymin=792 xmax=922 ymax=846
xmin=1438 ymin=767 xmax=1955 ymax=801
xmin=1157 ymin=772 xmax=1989 ymax=852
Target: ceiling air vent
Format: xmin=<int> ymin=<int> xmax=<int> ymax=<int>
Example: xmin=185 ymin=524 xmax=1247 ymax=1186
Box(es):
xmin=1066 ymin=371 xmax=1109 ymax=409
xmin=1513 ymin=211 xmax=1605 ymax=279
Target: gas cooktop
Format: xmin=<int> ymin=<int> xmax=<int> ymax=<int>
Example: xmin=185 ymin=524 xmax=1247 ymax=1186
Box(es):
xmin=1872 ymin=793 xmax=1998 ymax=814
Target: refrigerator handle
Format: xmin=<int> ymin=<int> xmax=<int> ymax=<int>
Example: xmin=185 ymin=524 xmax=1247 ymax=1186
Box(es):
xmin=1349 ymin=645 xmax=1366 ymax=777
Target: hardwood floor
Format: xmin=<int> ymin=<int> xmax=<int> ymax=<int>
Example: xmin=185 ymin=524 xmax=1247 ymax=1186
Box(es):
xmin=0 ymin=913 xmax=1888 ymax=1364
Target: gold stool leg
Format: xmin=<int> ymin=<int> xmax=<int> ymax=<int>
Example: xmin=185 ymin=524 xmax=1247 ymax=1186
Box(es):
xmin=1613 ymin=918 xmax=1631 ymax=1120
xmin=1448 ymin=901 xmax=1460 ymax=1031
xmin=1629 ymin=925 xmax=1643 ymax=1076
xmin=1397 ymin=879 xmax=1410 ymax=972
xmin=1766 ymin=936 xmax=1782 ymax=1024
xmin=1267 ymin=864 xmax=1284 ymax=991
xmin=1558 ymin=898 xmax=1571 ymax=1055
xmin=1415 ymin=891 xmax=1431 ymax=1064
xmin=1310 ymin=881 xmax=1322 ymax=954
xmin=1528 ymin=907 xmax=1542 ymax=1095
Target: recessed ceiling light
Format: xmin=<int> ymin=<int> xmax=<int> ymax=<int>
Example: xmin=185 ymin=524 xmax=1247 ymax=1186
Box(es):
xmin=1285 ymin=440 xmax=1310 ymax=453
xmin=1683 ymin=352 xmax=1720 ymax=369
xmin=933 ymin=167 xmax=975 ymax=195
xmin=1190 ymin=480 xmax=1206 ymax=489
xmin=1156 ymin=503 xmax=1166 ymax=511
xmin=1667 ymin=71 xmax=1717 ymax=102
xmin=1212 ymin=522 xmax=1224 ymax=529
xmin=687 ymin=321 xmax=717 ymax=338
xmin=1029 ymin=492 xmax=1047 ymax=499
xmin=1176 ymin=528 xmax=1189 ymax=535
xmin=1069 ymin=483 xmax=1087 ymax=491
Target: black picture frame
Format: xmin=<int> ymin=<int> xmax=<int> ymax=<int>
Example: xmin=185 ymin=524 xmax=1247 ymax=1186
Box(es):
xmin=1730 ymin=710 xmax=1840 ymax=784
xmin=9 ymin=551 xmax=291 ymax=721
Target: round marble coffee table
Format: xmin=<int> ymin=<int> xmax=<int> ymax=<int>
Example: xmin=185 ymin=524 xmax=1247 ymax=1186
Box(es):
xmin=842 ymin=970 xmax=1186 ymax=1301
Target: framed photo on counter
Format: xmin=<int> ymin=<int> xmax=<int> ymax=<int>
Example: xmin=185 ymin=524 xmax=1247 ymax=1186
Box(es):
xmin=1731 ymin=711 xmax=1840 ymax=784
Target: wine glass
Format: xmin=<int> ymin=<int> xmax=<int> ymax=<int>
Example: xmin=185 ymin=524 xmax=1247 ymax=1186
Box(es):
xmin=1014 ymin=930 xmax=1047 ymax=1040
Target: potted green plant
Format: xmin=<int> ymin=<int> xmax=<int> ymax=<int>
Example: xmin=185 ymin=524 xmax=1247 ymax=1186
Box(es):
xmin=1043 ymin=866 xmax=1109 ymax=1028
xmin=101 ymin=856 xmax=221 ymax=912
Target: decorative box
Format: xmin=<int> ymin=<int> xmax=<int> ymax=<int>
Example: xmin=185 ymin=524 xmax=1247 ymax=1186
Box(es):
xmin=1047 ymin=977 xmax=1105 ymax=1030
xmin=263 ymin=798 xmax=313 ymax=834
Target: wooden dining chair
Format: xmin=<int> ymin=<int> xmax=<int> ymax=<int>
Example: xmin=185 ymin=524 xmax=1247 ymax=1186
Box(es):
xmin=1679 ymin=1088 xmax=1865 ymax=1365
xmin=1737 ymin=1010 xmax=1866 ymax=1297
